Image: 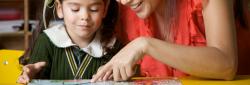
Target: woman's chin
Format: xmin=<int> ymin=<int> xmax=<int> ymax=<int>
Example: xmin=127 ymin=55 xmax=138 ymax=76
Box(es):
xmin=136 ymin=10 xmax=151 ymax=19
xmin=136 ymin=13 xmax=149 ymax=19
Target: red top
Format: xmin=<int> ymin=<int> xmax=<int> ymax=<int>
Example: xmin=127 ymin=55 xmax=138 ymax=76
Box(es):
xmin=116 ymin=0 xmax=207 ymax=77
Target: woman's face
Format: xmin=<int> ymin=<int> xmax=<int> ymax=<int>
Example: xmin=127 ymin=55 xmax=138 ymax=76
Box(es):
xmin=117 ymin=0 xmax=162 ymax=19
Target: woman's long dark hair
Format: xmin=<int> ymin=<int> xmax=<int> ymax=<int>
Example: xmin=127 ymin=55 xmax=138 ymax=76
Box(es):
xmin=19 ymin=0 xmax=119 ymax=65
xmin=234 ymin=0 xmax=249 ymax=29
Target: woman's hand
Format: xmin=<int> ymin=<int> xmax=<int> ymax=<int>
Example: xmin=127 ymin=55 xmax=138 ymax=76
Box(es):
xmin=92 ymin=65 xmax=113 ymax=81
xmin=17 ymin=62 xmax=46 ymax=84
xmin=91 ymin=37 xmax=149 ymax=82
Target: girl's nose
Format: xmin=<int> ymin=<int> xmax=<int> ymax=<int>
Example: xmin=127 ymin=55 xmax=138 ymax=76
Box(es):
xmin=81 ymin=17 xmax=89 ymax=21
xmin=80 ymin=10 xmax=89 ymax=21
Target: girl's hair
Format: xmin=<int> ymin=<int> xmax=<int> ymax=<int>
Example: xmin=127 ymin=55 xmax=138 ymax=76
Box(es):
xmin=19 ymin=0 xmax=119 ymax=65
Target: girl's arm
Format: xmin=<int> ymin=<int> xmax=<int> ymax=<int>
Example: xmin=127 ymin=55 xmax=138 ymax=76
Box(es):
xmin=91 ymin=0 xmax=237 ymax=82
xmin=17 ymin=62 xmax=46 ymax=84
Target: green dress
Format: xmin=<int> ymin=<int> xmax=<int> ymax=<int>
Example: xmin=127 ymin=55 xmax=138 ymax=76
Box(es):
xmin=29 ymin=33 xmax=123 ymax=79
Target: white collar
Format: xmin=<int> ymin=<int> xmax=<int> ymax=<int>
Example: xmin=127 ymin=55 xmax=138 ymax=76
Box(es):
xmin=43 ymin=24 xmax=116 ymax=58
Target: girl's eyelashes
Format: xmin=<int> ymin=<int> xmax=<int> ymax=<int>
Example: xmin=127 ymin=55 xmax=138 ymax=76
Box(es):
xmin=71 ymin=6 xmax=80 ymax=12
xmin=88 ymin=5 xmax=102 ymax=12
xmin=89 ymin=7 xmax=99 ymax=12
xmin=71 ymin=8 xmax=99 ymax=12
xmin=71 ymin=9 xmax=79 ymax=12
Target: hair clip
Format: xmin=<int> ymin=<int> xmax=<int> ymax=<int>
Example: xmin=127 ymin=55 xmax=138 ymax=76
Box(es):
xmin=47 ymin=0 xmax=55 ymax=8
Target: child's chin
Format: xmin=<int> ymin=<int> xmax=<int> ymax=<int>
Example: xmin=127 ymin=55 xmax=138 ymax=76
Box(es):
xmin=78 ymin=33 xmax=92 ymax=38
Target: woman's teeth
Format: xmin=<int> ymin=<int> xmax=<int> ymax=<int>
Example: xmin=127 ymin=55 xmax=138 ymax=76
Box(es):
xmin=131 ymin=2 xmax=142 ymax=9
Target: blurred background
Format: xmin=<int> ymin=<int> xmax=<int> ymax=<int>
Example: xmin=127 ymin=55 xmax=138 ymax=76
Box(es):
xmin=0 ymin=0 xmax=249 ymax=76
xmin=0 ymin=0 xmax=42 ymax=50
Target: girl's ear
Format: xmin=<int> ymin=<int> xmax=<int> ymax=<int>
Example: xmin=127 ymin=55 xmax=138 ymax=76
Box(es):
xmin=56 ymin=0 xmax=64 ymax=18
xmin=102 ymin=0 xmax=110 ymax=18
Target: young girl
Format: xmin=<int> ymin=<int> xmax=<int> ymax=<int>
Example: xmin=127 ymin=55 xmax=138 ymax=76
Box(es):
xmin=17 ymin=0 xmax=122 ymax=83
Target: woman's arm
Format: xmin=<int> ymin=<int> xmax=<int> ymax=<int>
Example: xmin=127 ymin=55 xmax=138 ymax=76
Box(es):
xmin=145 ymin=0 xmax=237 ymax=80
xmin=91 ymin=0 xmax=237 ymax=82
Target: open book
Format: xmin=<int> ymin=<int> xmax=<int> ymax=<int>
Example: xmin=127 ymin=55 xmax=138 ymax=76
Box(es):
xmin=29 ymin=77 xmax=182 ymax=85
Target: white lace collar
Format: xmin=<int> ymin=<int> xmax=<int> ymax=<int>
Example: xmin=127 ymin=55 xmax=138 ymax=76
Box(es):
xmin=43 ymin=24 xmax=116 ymax=57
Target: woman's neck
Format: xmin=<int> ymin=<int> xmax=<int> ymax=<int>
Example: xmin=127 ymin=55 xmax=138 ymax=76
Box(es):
xmin=154 ymin=0 xmax=167 ymax=28
xmin=152 ymin=0 xmax=173 ymax=41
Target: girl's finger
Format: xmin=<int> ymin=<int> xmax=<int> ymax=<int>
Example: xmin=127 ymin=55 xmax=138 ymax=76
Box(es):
xmin=17 ymin=76 xmax=23 ymax=83
xmin=35 ymin=62 xmax=46 ymax=69
xmin=23 ymin=73 xmax=30 ymax=82
xmin=17 ymin=76 xmax=28 ymax=84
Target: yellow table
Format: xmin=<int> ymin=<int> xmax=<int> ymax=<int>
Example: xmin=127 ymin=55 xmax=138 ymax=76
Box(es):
xmin=180 ymin=75 xmax=250 ymax=85
xmin=0 ymin=50 xmax=23 ymax=85
xmin=131 ymin=75 xmax=250 ymax=85
xmin=1 ymin=50 xmax=250 ymax=85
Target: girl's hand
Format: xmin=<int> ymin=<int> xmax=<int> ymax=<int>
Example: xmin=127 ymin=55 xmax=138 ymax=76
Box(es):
xmin=91 ymin=37 xmax=148 ymax=82
xmin=17 ymin=65 xmax=31 ymax=84
xmin=17 ymin=62 xmax=46 ymax=84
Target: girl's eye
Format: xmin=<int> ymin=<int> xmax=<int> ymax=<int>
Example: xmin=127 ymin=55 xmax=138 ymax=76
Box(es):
xmin=71 ymin=7 xmax=80 ymax=12
xmin=89 ymin=7 xmax=99 ymax=12
xmin=90 ymin=9 xmax=98 ymax=12
xmin=71 ymin=9 xmax=79 ymax=12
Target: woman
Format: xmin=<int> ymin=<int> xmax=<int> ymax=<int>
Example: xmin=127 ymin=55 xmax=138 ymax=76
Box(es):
xmin=91 ymin=0 xmax=237 ymax=82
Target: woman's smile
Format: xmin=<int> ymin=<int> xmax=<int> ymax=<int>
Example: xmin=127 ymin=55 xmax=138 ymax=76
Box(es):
xmin=131 ymin=1 xmax=143 ymax=12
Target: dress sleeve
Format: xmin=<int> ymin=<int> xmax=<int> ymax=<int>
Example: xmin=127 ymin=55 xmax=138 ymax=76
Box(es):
xmin=28 ymin=33 xmax=53 ymax=79
xmin=29 ymin=33 xmax=52 ymax=64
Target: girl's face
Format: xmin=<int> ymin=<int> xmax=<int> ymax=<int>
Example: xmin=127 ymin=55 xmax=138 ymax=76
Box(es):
xmin=118 ymin=0 xmax=162 ymax=19
xmin=57 ymin=0 xmax=106 ymax=39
